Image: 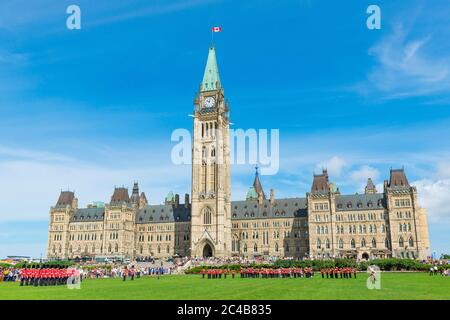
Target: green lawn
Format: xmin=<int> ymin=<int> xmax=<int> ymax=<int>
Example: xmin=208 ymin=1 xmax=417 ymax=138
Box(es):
xmin=0 ymin=273 xmax=449 ymax=300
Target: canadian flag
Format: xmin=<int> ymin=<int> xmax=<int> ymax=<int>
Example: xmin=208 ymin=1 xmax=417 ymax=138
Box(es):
xmin=212 ymin=26 xmax=222 ymax=33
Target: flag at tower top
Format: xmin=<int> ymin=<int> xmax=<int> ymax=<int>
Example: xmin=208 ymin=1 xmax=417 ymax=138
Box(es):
xmin=212 ymin=26 xmax=222 ymax=32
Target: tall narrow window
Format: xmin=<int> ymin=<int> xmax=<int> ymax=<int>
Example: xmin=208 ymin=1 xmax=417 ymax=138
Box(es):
xmin=203 ymin=207 xmax=212 ymax=225
xmin=408 ymin=236 xmax=414 ymax=247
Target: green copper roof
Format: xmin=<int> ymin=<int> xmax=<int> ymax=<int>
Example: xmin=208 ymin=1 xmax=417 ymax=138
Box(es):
xmin=165 ymin=191 xmax=175 ymax=202
xmin=201 ymin=47 xmax=221 ymax=92
xmin=246 ymin=187 xmax=258 ymax=200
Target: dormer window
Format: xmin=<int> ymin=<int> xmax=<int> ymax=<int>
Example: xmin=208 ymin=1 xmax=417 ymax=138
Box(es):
xmin=347 ymin=202 xmax=352 ymax=208
xmin=357 ymin=202 xmax=363 ymax=208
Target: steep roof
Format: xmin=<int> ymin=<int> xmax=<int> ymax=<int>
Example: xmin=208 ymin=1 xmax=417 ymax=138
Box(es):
xmin=201 ymin=47 xmax=221 ymax=92
xmin=335 ymin=193 xmax=386 ymax=211
xmin=71 ymin=207 xmax=105 ymax=222
xmin=389 ymin=169 xmax=410 ymax=188
xmin=311 ymin=169 xmax=329 ymax=194
xmin=253 ymin=172 xmax=265 ymax=199
xmin=110 ymin=187 xmax=130 ymax=205
xmin=231 ymin=198 xmax=308 ymax=220
xmin=136 ymin=204 xmax=191 ymax=224
xmin=56 ymin=191 xmax=75 ymax=208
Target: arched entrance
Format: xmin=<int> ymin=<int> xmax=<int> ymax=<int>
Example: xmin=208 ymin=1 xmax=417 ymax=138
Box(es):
xmin=203 ymin=243 xmax=213 ymax=258
xmin=362 ymin=252 xmax=369 ymax=260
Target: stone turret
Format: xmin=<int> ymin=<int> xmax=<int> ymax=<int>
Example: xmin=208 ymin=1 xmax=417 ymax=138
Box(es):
xmin=311 ymin=169 xmax=329 ymax=194
xmin=365 ymin=178 xmax=377 ymax=194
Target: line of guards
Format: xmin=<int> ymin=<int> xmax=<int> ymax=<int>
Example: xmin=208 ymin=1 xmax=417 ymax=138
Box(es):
xmin=19 ymin=268 xmax=80 ymax=287
xmin=320 ymin=267 xmax=358 ymax=279
xmin=200 ymin=267 xmax=317 ymax=279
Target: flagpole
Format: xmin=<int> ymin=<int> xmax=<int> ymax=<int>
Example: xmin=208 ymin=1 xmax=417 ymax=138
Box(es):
xmin=211 ymin=28 xmax=214 ymax=47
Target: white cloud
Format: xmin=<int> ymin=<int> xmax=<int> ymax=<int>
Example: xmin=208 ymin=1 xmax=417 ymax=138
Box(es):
xmin=413 ymin=179 xmax=450 ymax=224
xmin=315 ymin=156 xmax=346 ymax=177
xmin=0 ymin=147 xmax=191 ymax=222
xmin=363 ymin=23 xmax=450 ymax=99
xmin=350 ymin=165 xmax=380 ymax=183
xmin=437 ymin=162 xmax=450 ymax=179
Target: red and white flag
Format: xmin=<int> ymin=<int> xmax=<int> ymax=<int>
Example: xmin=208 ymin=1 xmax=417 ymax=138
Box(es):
xmin=212 ymin=26 xmax=222 ymax=33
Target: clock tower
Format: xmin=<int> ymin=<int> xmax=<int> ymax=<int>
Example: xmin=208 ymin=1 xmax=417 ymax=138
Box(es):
xmin=190 ymin=46 xmax=232 ymax=258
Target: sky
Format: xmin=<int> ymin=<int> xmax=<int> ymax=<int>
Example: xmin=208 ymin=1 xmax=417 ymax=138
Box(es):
xmin=0 ymin=0 xmax=449 ymax=258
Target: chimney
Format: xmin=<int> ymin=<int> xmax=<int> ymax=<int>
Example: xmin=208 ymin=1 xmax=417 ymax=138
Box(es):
xmin=175 ymin=194 xmax=180 ymax=208
xmin=72 ymin=197 xmax=78 ymax=209
xmin=185 ymin=193 xmax=190 ymax=208
xmin=270 ymin=189 xmax=275 ymax=205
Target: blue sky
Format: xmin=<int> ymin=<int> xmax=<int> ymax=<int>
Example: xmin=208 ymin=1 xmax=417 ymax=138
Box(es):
xmin=0 ymin=0 xmax=449 ymax=258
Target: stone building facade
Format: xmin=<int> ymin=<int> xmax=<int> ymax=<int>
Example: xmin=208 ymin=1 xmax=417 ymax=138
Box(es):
xmin=47 ymin=46 xmax=430 ymax=261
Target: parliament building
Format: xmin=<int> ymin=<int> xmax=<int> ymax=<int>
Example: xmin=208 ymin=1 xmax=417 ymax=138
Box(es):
xmin=47 ymin=47 xmax=430 ymax=261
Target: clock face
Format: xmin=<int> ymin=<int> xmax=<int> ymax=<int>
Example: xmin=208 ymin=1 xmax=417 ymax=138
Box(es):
xmin=204 ymin=96 xmax=215 ymax=108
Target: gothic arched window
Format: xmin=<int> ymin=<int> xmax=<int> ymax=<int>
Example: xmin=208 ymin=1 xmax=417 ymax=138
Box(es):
xmin=371 ymin=238 xmax=377 ymax=248
xmin=339 ymin=239 xmax=344 ymax=249
xmin=203 ymin=207 xmax=212 ymax=225
xmin=399 ymin=237 xmax=404 ymax=247
xmin=350 ymin=239 xmax=355 ymax=249
xmin=408 ymin=236 xmax=414 ymax=247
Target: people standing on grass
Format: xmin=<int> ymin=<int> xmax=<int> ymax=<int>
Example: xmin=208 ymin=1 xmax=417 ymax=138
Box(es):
xmin=122 ymin=266 xmax=128 ymax=281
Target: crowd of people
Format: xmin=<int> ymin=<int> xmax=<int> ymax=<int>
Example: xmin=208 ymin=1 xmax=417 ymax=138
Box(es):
xmin=0 ymin=267 xmax=20 ymax=282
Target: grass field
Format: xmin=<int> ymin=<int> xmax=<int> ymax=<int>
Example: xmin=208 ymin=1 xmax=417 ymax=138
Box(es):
xmin=0 ymin=273 xmax=449 ymax=300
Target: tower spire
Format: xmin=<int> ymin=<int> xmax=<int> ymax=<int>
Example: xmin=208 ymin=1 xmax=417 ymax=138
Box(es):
xmin=253 ymin=166 xmax=265 ymax=200
xmin=201 ymin=46 xmax=221 ymax=92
